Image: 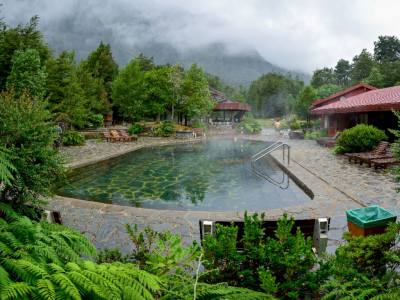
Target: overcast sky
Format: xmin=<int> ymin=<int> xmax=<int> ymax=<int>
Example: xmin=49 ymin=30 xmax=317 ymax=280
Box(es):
xmin=2 ymin=0 xmax=400 ymax=72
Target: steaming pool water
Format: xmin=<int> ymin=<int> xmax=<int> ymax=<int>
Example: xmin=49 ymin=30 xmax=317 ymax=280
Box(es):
xmin=59 ymin=139 xmax=310 ymax=211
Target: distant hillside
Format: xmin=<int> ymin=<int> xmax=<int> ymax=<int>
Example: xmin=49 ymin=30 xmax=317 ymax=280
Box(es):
xmin=136 ymin=42 xmax=309 ymax=87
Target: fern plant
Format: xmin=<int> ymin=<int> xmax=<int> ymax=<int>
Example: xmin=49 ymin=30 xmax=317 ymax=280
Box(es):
xmin=0 ymin=204 xmax=161 ymax=300
xmin=0 ymin=146 xmax=15 ymax=187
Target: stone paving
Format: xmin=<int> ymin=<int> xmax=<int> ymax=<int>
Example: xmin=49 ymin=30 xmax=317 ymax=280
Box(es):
xmin=47 ymin=132 xmax=400 ymax=254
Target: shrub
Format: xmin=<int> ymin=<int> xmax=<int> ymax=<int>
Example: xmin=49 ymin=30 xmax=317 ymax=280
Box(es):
xmin=334 ymin=124 xmax=387 ymax=154
xmin=289 ymin=119 xmax=301 ymax=130
xmin=0 ymin=91 xmax=65 ymax=215
xmin=305 ymin=129 xmax=328 ymax=140
xmin=128 ymin=123 xmax=145 ymax=135
xmin=62 ymin=130 xmax=85 ymax=146
xmin=88 ymin=113 xmax=104 ymax=128
xmin=153 ymin=120 xmax=176 ymax=137
xmin=202 ymin=213 xmax=323 ymax=299
xmin=238 ymin=117 xmax=262 ymax=134
xmin=321 ymin=222 xmax=400 ymax=299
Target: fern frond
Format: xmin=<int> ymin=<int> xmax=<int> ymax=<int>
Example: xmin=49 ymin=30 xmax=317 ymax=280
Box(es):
xmin=51 ymin=273 xmax=81 ymax=300
xmin=0 ymin=282 xmax=33 ymax=300
xmin=35 ymin=279 xmax=56 ymax=300
xmin=371 ymin=289 xmax=400 ymax=300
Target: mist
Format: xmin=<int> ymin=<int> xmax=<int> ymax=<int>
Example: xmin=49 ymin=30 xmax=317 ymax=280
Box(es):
xmin=2 ymin=0 xmax=400 ymax=72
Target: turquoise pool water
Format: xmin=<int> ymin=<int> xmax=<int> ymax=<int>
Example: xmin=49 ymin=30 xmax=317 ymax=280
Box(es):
xmin=59 ymin=139 xmax=310 ymax=211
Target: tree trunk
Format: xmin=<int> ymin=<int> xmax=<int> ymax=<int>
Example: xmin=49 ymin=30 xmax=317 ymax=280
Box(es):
xmin=156 ymin=113 xmax=160 ymax=122
xmin=171 ymin=105 xmax=174 ymax=121
xmin=184 ymin=115 xmax=188 ymax=126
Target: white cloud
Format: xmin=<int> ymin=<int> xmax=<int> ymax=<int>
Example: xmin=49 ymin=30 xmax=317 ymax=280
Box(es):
xmin=2 ymin=0 xmax=400 ymax=72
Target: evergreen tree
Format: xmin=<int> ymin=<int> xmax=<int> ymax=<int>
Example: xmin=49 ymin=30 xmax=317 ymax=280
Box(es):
xmin=351 ymin=49 xmax=375 ymax=84
xmin=295 ymin=86 xmax=317 ymax=119
xmin=334 ymin=59 xmax=351 ymax=87
xmin=46 ymin=51 xmax=89 ymax=128
xmin=0 ymin=16 xmax=50 ymax=91
xmin=83 ymin=42 xmax=118 ymax=104
xmin=374 ymin=35 xmax=400 ymax=63
xmin=112 ymin=58 xmax=146 ymax=121
xmin=6 ymin=49 xmax=47 ymax=98
xmin=363 ymin=66 xmax=384 ymax=88
xmin=316 ymin=84 xmax=341 ymax=99
xmin=310 ymin=67 xmax=335 ymax=88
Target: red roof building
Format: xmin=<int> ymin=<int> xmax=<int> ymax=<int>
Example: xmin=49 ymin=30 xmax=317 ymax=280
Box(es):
xmin=210 ymin=88 xmax=251 ymax=124
xmin=310 ymin=84 xmax=400 ymax=137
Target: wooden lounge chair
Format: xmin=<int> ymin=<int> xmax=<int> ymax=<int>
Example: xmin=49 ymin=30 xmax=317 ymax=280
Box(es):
xmin=370 ymin=157 xmax=400 ymax=169
xmin=345 ymin=141 xmax=389 ymax=164
xmin=117 ymin=129 xmax=137 ymax=141
xmin=316 ymin=132 xmax=340 ymax=147
xmin=110 ymin=129 xmax=123 ymax=142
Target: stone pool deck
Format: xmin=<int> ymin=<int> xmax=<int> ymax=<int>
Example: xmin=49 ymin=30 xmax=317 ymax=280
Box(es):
xmin=47 ymin=134 xmax=399 ymax=254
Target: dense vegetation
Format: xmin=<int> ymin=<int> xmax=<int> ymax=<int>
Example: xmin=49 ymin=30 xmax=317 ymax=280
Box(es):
xmin=310 ymin=36 xmax=400 ymax=89
xmin=334 ymin=124 xmax=388 ymax=154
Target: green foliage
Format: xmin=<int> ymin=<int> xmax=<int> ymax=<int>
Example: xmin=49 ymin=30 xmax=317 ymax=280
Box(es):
xmin=334 ymin=59 xmax=352 ymax=87
xmin=88 ymin=113 xmax=104 ymax=128
xmin=294 ymin=85 xmax=317 ymax=119
xmin=180 ymin=64 xmax=215 ymax=120
xmin=202 ymin=213 xmax=321 ymax=299
xmin=247 ymin=73 xmax=304 ymax=118
xmin=351 ymin=49 xmax=376 ymax=84
xmin=128 ymin=123 xmax=145 ymax=135
xmin=0 ymin=146 xmax=16 ymax=187
xmin=153 ymin=121 xmax=176 ymax=137
xmin=0 ymin=91 xmax=65 ymax=213
xmin=0 ymin=205 xmax=161 ymax=300
xmin=316 ymin=84 xmax=341 ymax=98
xmin=125 ymin=224 xmax=201 ymax=276
xmin=46 ymin=51 xmax=89 ymax=129
xmin=6 ymin=48 xmax=47 ymax=98
xmin=305 ymin=129 xmax=327 ymax=140
xmin=374 ymin=35 xmax=400 ymax=63
xmin=0 ymin=16 xmax=50 ymax=91
xmin=238 ymin=115 xmax=262 ymax=134
xmin=321 ymin=223 xmax=400 ymax=299
xmin=82 ymin=41 xmax=118 ymax=102
xmin=311 ymin=67 xmax=335 ymax=88
xmin=62 ymin=131 xmax=85 ymax=146
xmin=363 ymin=66 xmax=385 ymax=88
xmin=334 ymin=124 xmax=387 ymax=154
xmin=96 ymin=248 xmax=125 ymax=264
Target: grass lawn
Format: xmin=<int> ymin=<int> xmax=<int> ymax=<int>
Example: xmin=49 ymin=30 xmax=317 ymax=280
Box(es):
xmin=255 ymin=118 xmax=275 ymax=128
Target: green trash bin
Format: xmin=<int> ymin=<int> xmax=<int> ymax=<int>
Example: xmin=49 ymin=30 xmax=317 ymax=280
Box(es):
xmin=346 ymin=205 xmax=397 ymax=236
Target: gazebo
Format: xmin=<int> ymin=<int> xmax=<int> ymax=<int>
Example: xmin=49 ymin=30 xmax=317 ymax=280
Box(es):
xmin=209 ymin=88 xmax=251 ymax=126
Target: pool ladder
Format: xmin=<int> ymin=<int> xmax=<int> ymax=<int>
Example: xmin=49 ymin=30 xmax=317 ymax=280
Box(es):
xmin=250 ymin=141 xmax=290 ymax=189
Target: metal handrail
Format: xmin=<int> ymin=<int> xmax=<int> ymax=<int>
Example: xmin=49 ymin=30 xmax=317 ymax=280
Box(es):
xmin=252 ymin=141 xmax=290 ymax=166
xmin=251 ymin=141 xmax=282 ymax=160
xmin=249 ymin=141 xmax=291 ymax=189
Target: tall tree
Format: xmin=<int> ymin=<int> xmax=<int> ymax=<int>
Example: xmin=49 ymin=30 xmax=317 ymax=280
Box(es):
xmin=180 ymin=64 xmax=214 ymax=124
xmin=316 ymin=84 xmax=341 ymax=99
xmin=112 ymin=58 xmax=146 ymax=121
xmin=351 ymin=49 xmax=375 ymax=84
xmin=374 ymin=35 xmax=400 ymax=63
xmin=310 ymin=67 xmax=335 ymax=88
xmin=6 ymin=49 xmax=46 ymax=98
xmin=295 ymin=86 xmax=317 ymax=119
xmin=83 ymin=42 xmax=118 ymax=104
xmin=0 ymin=16 xmax=50 ymax=91
xmin=46 ymin=51 xmax=89 ymax=128
xmin=247 ymin=73 xmax=303 ymax=117
xmin=363 ymin=67 xmax=384 ymax=88
xmin=334 ymin=59 xmax=351 ymax=87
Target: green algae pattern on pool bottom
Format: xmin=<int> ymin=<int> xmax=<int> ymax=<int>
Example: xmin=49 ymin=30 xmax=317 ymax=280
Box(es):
xmin=59 ymin=139 xmax=310 ymax=211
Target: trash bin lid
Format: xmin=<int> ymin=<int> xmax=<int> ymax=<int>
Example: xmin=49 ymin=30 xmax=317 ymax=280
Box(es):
xmin=346 ymin=205 xmax=397 ymax=229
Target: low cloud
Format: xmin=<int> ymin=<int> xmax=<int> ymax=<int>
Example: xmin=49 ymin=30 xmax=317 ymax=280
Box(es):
xmin=2 ymin=0 xmax=400 ymax=72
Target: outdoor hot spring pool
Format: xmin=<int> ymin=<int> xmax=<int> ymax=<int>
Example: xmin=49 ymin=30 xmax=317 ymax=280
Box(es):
xmin=59 ymin=139 xmax=311 ymax=211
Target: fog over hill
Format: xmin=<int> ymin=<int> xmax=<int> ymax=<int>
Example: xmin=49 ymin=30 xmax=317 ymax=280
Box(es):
xmin=2 ymin=0 xmax=309 ymax=87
